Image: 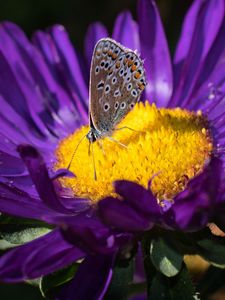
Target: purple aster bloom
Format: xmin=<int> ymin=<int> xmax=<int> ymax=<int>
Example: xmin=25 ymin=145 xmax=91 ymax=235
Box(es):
xmin=0 ymin=0 xmax=225 ymax=299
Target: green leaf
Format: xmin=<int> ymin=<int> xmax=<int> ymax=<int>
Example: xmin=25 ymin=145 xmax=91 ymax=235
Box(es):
xmin=0 ymin=227 xmax=51 ymax=245
xmin=197 ymin=238 xmax=225 ymax=268
xmin=149 ymin=264 xmax=197 ymax=300
xmin=39 ymin=263 xmax=79 ymax=298
xmin=150 ymin=237 xmax=183 ymax=277
xmin=105 ymin=258 xmax=134 ymax=300
xmin=0 ymin=214 xmax=52 ymax=246
xmin=0 ymin=239 xmax=17 ymax=250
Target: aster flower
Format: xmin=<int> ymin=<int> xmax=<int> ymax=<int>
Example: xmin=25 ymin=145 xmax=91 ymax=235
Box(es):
xmin=0 ymin=0 xmax=225 ymax=299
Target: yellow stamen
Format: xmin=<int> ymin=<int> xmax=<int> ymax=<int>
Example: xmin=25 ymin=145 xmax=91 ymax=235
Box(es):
xmin=54 ymin=102 xmax=213 ymax=203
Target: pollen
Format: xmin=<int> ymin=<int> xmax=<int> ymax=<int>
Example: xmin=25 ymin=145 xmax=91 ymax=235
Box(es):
xmin=54 ymin=102 xmax=213 ymax=203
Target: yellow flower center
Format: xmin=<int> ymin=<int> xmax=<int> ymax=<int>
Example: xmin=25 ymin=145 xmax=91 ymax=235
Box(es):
xmin=54 ymin=102 xmax=213 ymax=203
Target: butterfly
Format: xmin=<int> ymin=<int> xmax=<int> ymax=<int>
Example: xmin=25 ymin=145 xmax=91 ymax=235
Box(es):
xmin=86 ymin=38 xmax=147 ymax=143
xmin=68 ymin=38 xmax=147 ymax=176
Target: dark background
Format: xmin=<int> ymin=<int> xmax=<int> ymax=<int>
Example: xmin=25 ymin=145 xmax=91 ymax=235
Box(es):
xmin=0 ymin=0 xmax=192 ymax=53
xmin=0 ymin=0 xmax=192 ymax=299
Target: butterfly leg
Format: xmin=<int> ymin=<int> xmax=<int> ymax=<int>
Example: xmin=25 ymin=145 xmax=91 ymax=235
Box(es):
xmin=115 ymin=126 xmax=144 ymax=134
xmin=107 ymin=136 xmax=128 ymax=149
xmin=97 ymin=139 xmax=106 ymax=156
xmin=88 ymin=141 xmax=97 ymax=180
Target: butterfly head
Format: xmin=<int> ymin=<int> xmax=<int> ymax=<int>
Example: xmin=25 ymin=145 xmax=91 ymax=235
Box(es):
xmin=86 ymin=129 xmax=97 ymax=143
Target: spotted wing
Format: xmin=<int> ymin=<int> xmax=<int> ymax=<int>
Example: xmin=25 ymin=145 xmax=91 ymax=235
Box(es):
xmin=89 ymin=38 xmax=147 ymax=133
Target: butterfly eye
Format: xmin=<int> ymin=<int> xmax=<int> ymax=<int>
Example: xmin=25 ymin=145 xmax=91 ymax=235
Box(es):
xmin=95 ymin=66 xmax=100 ymax=74
xmin=126 ymin=76 xmax=131 ymax=82
xmin=100 ymin=61 xmax=105 ymax=68
xmin=112 ymin=77 xmax=117 ymax=84
xmin=104 ymin=103 xmax=110 ymax=111
xmin=115 ymin=48 xmax=120 ymax=54
xmin=131 ymin=89 xmax=138 ymax=97
xmin=120 ymin=102 xmax=126 ymax=109
xmin=104 ymin=62 xmax=109 ymax=70
xmin=119 ymin=69 xmax=124 ymax=76
xmin=114 ymin=101 xmax=119 ymax=109
xmin=97 ymin=80 xmax=104 ymax=90
xmin=130 ymin=102 xmax=135 ymax=109
xmin=114 ymin=89 xmax=121 ymax=97
xmin=105 ymin=85 xmax=111 ymax=94
xmin=127 ymin=83 xmax=132 ymax=91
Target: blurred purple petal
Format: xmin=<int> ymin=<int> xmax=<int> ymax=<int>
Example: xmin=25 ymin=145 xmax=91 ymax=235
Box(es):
xmin=0 ymin=229 xmax=85 ymax=282
xmin=171 ymin=0 xmax=224 ymax=108
xmin=32 ymin=27 xmax=88 ymax=125
xmin=48 ymin=25 xmax=89 ymax=121
xmin=137 ymin=0 xmax=173 ymax=107
xmin=112 ymin=11 xmax=140 ymax=52
xmin=18 ymin=144 xmax=71 ymax=214
xmin=164 ymin=158 xmax=223 ymax=231
xmin=114 ymin=180 xmax=161 ymax=219
xmin=50 ymin=168 xmax=75 ymax=180
xmin=46 ymin=211 xmax=116 ymax=254
xmin=189 ymin=20 xmax=225 ymax=111
xmin=84 ymin=22 xmax=108 ymax=68
xmin=0 ymin=181 xmax=57 ymax=219
xmin=98 ymin=197 xmax=152 ymax=232
xmin=0 ymin=150 xmax=26 ymax=176
xmin=57 ymin=253 xmax=115 ymax=300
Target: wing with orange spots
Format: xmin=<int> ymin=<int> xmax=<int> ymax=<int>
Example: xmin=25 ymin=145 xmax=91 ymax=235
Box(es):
xmin=89 ymin=38 xmax=147 ymax=133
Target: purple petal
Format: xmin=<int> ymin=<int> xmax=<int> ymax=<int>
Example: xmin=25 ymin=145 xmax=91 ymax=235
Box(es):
xmin=57 ymin=253 xmax=115 ymax=300
xmin=137 ymin=0 xmax=173 ymax=107
xmin=48 ymin=25 xmax=89 ymax=121
xmin=18 ymin=144 xmax=71 ymax=214
xmin=114 ymin=180 xmax=161 ymax=220
xmin=163 ymin=158 xmax=223 ymax=231
xmin=84 ymin=22 xmax=108 ymax=68
xmin=0 ymin=181 xmax=57 ymax=220
xmin=0 ymin=22 xmax=63 ymax=138
xmin=189 ymin=20 xmax=225 ymax=111
xmin=46 ymin=211 xmax=116 ymax=255
xmin=98 ymin=197 xmax=152 ymax=232
xmin=170 ymin=0 xmax=224 ymax=108
xmin=50 ymin=168 xmax=75 ymax=180
xmin=0 ymin=94 xmax=54 ymax=154
xmin=0 ymin=150 xmax=26 ymax=176
xmin=0 ymin=49 xmax=47 ymax=139
xmin=112 ymin=11 xmax=140 ymax=52
xmin=32 ymin=27 xmax=88 ymax=125
xmin=0 ymin=229 xmax=85 ymax=282
xmin=2 ymin=21 xmax=82 ymax=136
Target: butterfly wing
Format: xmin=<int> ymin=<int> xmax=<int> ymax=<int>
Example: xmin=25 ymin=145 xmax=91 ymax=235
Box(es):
xmin=89 ymin=38 xmax=147 ymax=134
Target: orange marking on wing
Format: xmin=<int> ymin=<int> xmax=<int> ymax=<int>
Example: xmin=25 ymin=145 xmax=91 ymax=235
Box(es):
xmin=131 ymin=64 xmax=137 ymax=72
xmin=128 ymin=60 xmax=133 ymax=67
xmin=112 ymin=53 xmax=117 ymax=59
xmin=116 ymin=61 xmax=121 ymax=69
xmin=123 ymin=58 xmax=128 ymax=65
xmin=138 ymin=84 xmax=145 ymax=90
xmin=134 ymin=72 xmax=141 ymax=79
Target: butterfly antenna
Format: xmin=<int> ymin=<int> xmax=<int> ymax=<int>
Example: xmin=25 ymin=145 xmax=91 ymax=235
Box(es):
xmin=67 ymin=133 xmax=87 ymax=170
xmin=89 ymin=141 xmax=97 ymax=180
